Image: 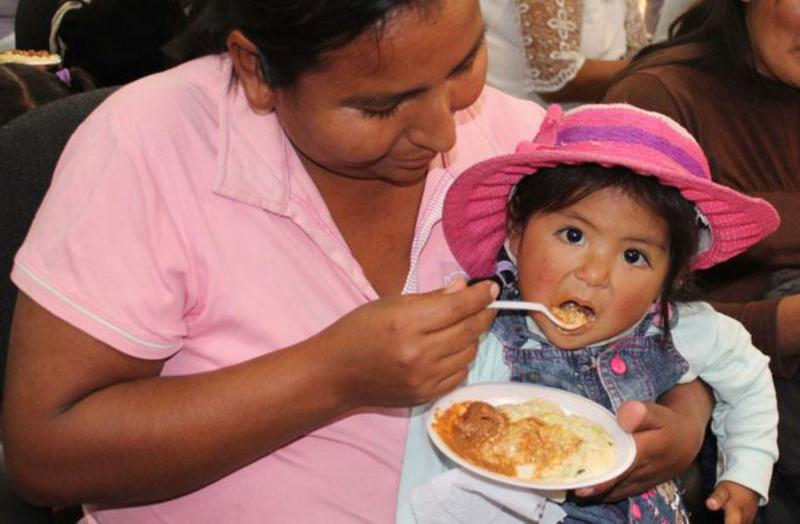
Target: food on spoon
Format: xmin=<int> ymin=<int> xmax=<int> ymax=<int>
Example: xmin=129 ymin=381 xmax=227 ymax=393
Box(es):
xmin=551 ymin=302 xmax=592 ymax=328
xmin=433 ymin=399 xmax=614 ymax=480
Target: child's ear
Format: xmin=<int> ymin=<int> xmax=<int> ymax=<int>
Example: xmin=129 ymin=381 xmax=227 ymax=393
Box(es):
xmin=227 ymin=30 xmax=274 ymax=114
xmin=507 ymin=227 xmax=522 ymax=258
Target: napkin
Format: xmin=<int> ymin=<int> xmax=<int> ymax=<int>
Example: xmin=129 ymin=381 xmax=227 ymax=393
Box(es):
xmin=410 ymin=469 xmax=568 ymax=524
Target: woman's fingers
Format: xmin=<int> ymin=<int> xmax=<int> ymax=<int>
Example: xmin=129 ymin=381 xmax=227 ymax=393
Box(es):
xmin=414 ymin=280 xmax=499 ymax=334
xmin=327 ymin=279 xmax=499 ymax=408
xmin=574 ymin=400 xmax=681 ymax=501
xmin=431 ymin=367 xmax=471 ymax=397
xmin=615 ymin=400 xmax=649 ymax=433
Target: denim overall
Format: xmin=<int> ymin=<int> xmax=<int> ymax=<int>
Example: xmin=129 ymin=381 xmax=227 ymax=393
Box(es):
xmin=492 ymin=282 xmax=691 ymax=524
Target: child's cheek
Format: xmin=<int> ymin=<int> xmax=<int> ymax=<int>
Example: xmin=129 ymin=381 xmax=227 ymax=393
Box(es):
xmin=520 ymin=257 xmax=561 ymax=301
xmin=614 ymin=289 xmax=655 ymax=323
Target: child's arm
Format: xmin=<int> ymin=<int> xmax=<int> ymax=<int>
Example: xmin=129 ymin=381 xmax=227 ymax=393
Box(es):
xmin=672 ymin=302 xmax=779 ymax=511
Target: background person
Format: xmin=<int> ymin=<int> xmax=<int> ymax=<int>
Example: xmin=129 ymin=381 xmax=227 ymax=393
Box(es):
xmin=15 ymin=0 xmax=186 ymax=86
xmin=0 ymin=0 xmax=17 ymax=49
xmin=0 ymin=60 xmax=95 ymax=125
xmin=480 ymin=0 xmax=649 ymax=105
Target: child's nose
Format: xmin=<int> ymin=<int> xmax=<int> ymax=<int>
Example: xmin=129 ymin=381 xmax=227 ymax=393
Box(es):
xmin=574 ymin=254 xmax=612 ymax=288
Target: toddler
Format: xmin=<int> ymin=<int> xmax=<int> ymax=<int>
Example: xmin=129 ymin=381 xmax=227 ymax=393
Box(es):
xmin=397 ymin=104 xmax=779 ymax=524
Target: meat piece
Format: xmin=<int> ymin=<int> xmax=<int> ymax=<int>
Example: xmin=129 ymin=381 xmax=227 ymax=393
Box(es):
xmin=454 ymin=401 xmax=506 ymax=440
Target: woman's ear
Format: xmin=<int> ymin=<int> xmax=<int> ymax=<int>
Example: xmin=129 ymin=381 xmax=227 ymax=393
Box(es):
xmin=227 ymin=30 xmax=274 ymax=113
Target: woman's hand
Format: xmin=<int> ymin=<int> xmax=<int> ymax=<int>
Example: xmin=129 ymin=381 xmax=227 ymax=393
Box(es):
xmin=706 ymin=481 xmax=759 ymax=524
xmin=573 ymin=380 xmax=713 ymax=501
xmin=323 ymin=278 xmax=499 ymax=409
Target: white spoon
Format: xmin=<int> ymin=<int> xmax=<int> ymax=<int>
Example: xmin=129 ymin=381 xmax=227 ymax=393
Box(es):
xmin=488 ymin=300 xmax=589 ymax=330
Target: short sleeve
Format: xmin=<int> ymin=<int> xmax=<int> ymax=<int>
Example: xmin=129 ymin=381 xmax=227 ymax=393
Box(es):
xmin=12 ymin=111 xmax=191 ymax=359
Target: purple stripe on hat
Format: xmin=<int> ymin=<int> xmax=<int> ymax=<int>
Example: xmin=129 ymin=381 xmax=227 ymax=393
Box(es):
xmin=557 ymin=126 xmax=707 ymax=180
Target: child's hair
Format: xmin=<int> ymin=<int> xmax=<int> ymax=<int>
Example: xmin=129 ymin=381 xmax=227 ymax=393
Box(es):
xmin=506 ymin=163 xmax=700 ymax=345
xmin=0 ymin=63 xmax=96 ymax=126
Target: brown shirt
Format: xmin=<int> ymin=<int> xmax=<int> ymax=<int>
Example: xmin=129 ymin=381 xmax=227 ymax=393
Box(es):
xmin=605 ymin=51 xmax=800 ymax=376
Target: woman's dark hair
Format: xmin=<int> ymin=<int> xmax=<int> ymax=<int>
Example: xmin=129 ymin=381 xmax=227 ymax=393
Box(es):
xmin=0 ymin=63 xmax=96 ymax=126
xmin=626 ymin=0 xmax=752 ymax=78
xmin=167 ymin=0 xmax=431 ymax=88
xmin=507 ymin=164 xmax=700 ymax=346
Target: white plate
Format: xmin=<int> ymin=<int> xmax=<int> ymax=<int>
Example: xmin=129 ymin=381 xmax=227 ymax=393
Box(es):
xmin=427 ymin=382 xmax=636 ymax=490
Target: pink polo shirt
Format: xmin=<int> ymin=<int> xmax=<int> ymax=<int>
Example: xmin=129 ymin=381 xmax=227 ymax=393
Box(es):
xmin=12 ymin=55 xmax=544 ymax=523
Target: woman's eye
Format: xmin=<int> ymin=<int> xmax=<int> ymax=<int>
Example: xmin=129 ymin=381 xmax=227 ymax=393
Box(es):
xmin=624 ymin=249 xmax=650 ymax=267
xmin=361 ymin=104 xmax=401 ymax=119
xmin=451 ymin=53 xmax=477 ymax=76
xmin=558 ymin=227 xmax=584 ymax=245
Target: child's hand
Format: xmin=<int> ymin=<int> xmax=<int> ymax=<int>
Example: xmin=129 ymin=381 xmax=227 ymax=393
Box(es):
xmin=705 ymin=481 xmax=759 ymax=524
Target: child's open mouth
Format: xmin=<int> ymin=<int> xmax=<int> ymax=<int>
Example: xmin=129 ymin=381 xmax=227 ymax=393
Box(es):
xmin=551 ymin=301 xmax=595 ymax=332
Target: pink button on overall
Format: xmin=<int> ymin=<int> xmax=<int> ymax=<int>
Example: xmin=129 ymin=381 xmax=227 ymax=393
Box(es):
xmin=610 ymin=354 xmax=627 ymax=375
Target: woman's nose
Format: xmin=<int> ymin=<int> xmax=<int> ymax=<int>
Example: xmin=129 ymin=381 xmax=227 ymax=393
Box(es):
xmin=574 ymin=254 xmax=612 ymax=288
xmin=407 ymin=88 xmax=457 ymax=153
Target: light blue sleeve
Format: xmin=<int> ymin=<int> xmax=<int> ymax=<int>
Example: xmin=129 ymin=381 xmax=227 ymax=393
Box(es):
xmin=671 ymin=302 xmax=778 ymax=504
xmin=396 ymin=332 xmax=510 ymax=523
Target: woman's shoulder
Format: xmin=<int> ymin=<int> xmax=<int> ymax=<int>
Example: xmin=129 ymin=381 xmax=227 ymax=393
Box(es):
xmin=89 ymin=55 xmax=229 ymax=137
xmin=474 ymin=84 xmax=547 ymax=122
xmin=454 ymin=86 xmax=547 ymax=159
xmin=614 ymin=45 xmax=723 ymax=92
xmin=606 ymin=49 xmax=725 ymax=119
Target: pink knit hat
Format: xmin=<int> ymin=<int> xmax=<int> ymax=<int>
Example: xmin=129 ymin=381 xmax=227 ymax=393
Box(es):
xmin=443 ymin=104 xmax=780 ymax=277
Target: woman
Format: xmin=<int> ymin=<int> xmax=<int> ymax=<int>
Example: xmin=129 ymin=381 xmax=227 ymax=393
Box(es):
xmin=3 ymin=1 xmax=711 ymax=522
xmin=605 ymin=0 xmax=800 ymax=520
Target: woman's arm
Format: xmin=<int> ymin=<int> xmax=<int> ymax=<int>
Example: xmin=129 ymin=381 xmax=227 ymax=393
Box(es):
xmin=3 ymin=281 xmax=498 ymax=507
xmin=575 ymin=380 xmax=713 ymax=500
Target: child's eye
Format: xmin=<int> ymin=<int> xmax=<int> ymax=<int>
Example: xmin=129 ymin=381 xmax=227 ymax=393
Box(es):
xmin=623 ymin=249 xmax=650 ymax=267
xmin=558 ymin=227 xmax=585 ymax=245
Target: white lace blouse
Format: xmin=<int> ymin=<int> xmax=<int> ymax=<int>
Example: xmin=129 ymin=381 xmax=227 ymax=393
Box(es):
xmin=481 ymin=0 xmax=649 ymax=101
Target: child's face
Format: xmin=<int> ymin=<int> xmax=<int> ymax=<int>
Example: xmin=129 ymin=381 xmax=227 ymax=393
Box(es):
xmin=509 ymin=187 xmax=671 ymax=349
